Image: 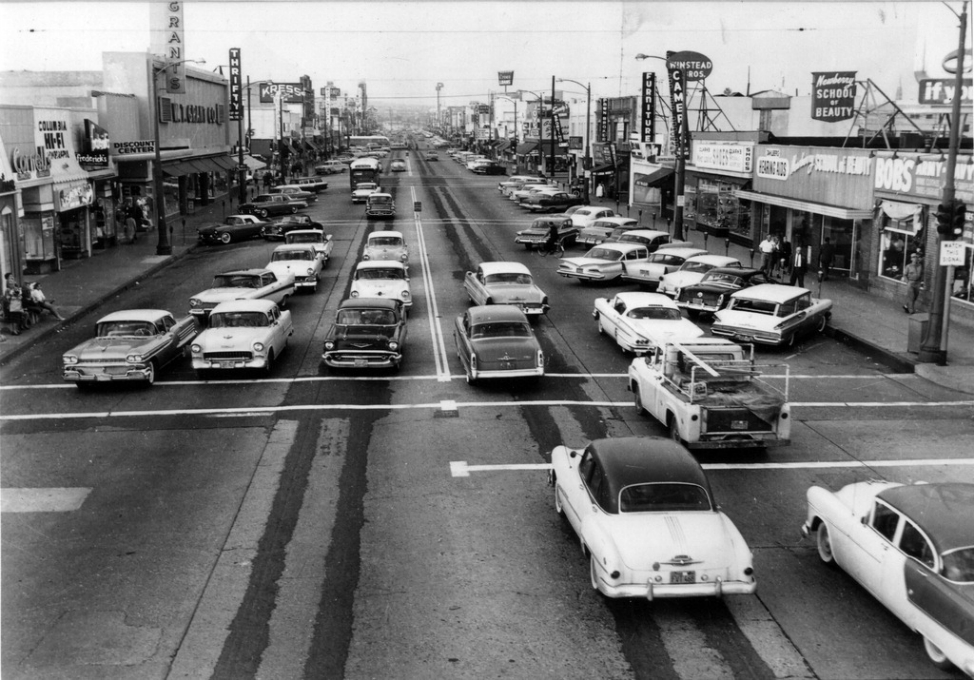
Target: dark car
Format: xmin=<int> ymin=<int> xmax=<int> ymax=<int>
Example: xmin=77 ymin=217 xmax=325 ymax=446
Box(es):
xmin=514 ymin=216 xmax=579 ymax=249
xmin=322 ymin=298 xmax=408 ymax=370
xmin=453 ymin=305 xmax=544 ymax=384
xmin=472 ymin=161 xmax=507 ymax=175
xmin=261 ymin=214 xmax=325 ymax=240
xmin=197 ymin=214 xmax=270 ymax=245
xmin=240 ymin=194 xmax=308 ymax=218
xmin=675 ymin=267 xmax=772 ymax=315
xmin=520 ymin=191 xmax=585 ymax=214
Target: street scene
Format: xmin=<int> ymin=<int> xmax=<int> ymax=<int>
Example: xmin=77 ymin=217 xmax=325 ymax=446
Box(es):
xmin=1 ymin=2 xmax=973 ymax=679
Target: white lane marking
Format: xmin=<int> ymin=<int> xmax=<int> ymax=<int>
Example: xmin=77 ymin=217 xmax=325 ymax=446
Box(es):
xmin=451 ymin=458 xmax=974 ymax=477
xmin=412 ymin=185 xmax=451 ymax=381
xmin=658 ymin=608 xmax=733 ymax=680
xmin=440 ymin=399 xmax=458 ymax=413
xmin=0 ymin=487 xmax=91 ymax=512
xmin=3 ymin=400 xmax=973 ymax=422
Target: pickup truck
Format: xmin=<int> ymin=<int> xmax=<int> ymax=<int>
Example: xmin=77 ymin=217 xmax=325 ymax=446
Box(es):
xmin=627 ymin=339 xmax=791 ymax=450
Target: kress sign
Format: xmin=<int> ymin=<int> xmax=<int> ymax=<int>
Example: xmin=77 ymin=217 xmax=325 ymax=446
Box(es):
xmin=259 ymin=82 xmax=307 ymax=104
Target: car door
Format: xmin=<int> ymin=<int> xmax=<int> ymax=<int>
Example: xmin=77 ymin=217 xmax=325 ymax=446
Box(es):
xmin=622 ymin=247 xmax=649 ymax=275
xmin=600 ymin=297 xmax=625 ymax=340
xmin=845 ymin=500 xmax=902 ymax=600
xmin=562 ymin=448 xmax=596 ymax=533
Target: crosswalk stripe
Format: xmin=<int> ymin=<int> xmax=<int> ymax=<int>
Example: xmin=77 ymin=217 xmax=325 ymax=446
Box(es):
xmin=0 ymin=487 xmax=91 ymax=512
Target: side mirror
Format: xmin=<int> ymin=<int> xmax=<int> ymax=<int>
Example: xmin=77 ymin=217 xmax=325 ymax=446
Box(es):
xmin=861 ymin=515 xmax=869 ymax=525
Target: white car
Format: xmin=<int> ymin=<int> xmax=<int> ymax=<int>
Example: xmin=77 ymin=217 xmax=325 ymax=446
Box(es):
xmin=511 ymin=184 xmax=555 ymax=203
xmin=711 ymin=284 xmax=833 ymax=347
xmin=568 ymin=206 xmax=617 ymax=229
xmin=350 ymin=260 xmax=412 ymax=309
xmin=593 ymin=292 xmax=704 ymax=354
xmin=463 ymin=261 xmax=549 ymax=316
xmin=657 ymin=254 xmax=742 ymax=297
xmin=190 ymin=299 xmax=293 ymax=375
xmin=189 ymin=269 xmax=295 ymax=320
xmin=351 ymin=182 xmax=379 ymax=203
xmin=550 ymin=436 xmax=757 ymax=599
xmin=803 ymin=481 xmax=974 ymax=675
xmin=362 ymin=230 xmax=409 ymax=266
xmin=622 ymin=246 xmax=708 ymax=290
xmin=498 ymin=175 xmax=545 ymax=193
xmin=285 ymin=229 xmax=334 ymax=262
xmin=265 ymin=243 xmax=322 ymax=293
xmin=557 ymin=243 xmax=651 ymax=282
xmin=578 ymin=217 xmax=638 ymax=247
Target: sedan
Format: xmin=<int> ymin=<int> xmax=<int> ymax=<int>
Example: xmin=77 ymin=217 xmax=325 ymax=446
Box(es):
xmin=197 ymin=214 xmax=269 ymax=245
xmin=362 ymin=230 xmax=409 ymax=266
xmin=463 ymin=261 xmax=549 ymax=317
xmin=240 ymin=193 xmax=308 ymax=218
xmin=390 ymin=160 xmax=407 ymax=172
xmin=265 ymin=243 xmax=323 ymax=294
xmin=557 ymin=243 xmax=651 ymax=282
xmin=322 ymin=298 xmax=408 ymax=370
xmin=453 ymin=305 xmax=544 ymax=384
xmin=568 ymin=206 xmax=617 ymax=229
xmin=549 ymin=436 xmax=757 ymax=599
xmin=190 ymin=299 xmax=293 ymax=375
xmin=657 ymin=254 xmax=742 ymax=298
xmin=261 ymin=214 xmax=324 ymax=240
xmin=189 ymin=269 xmax=295 ymax=321
xmin=520 ymin=190 xmax=585 ymax=214
xmin=712 ymin=284 xmax=833 ymax=347
xmin=802 ymin=481 xmax=974 ymax=675
xmin=350 ymin=260 xmax=412 ymax=309
xmin=270 ymin=185 xmax=316 ymax=203
xmin=514 ymin=216 xmax=578 ymax=249
xmin=578 ymin=217 xmax=638 ymax=247
xmin=621 ymin=246 xmax=708 ymax=290
xmin=351 ymin=182 xmax=380 ymax=203
xmin=675 ymin=267 xmax=772 ymax=315
xmin=593 ymin=292 xmax=704 ymax=354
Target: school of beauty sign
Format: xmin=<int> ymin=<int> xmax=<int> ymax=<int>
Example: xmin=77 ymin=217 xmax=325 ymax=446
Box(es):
xmin=811 ymin=72 xmax=857 ymax=122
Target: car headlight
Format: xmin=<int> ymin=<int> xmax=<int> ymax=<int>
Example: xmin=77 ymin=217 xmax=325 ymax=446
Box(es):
xmin=63 ymin=355 xmax=79 ymax=365
xmin=363 ymin=253 xmax=371 ymax=260
xmin=350 ymin=290 xmax=360 ymax=298
xmin=126 ymin=354 xmax=144 ymax=363
xmin=190 ymin=298 xmax=201 ymax=308
xmin=388 ymin=341 xmax=399 ymax=350
xmin=190 ymin=343 xmax=202 ymax=354
xmin=400 ymin=254 xmax=407 ymax=262
xmin=306 ymin=268 xmax=314 ymax=276
xmin=400 ymin=290 xmax=410 ymax=299
xmin=717 ymin=294 xmax=725 ymax=307
xmin=324 ymin=341 xmax=335 ymax=350
xmin=253 ymin=342 xmax=265 ymax=353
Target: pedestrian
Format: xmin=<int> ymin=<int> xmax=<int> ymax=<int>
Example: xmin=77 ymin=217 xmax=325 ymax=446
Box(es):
xmin=902 ymin=253 xmax=924 ymax=314
xmin=789 ymin=243 xmax=811 ymax=287
xmin=778 ymin=237 xmax=792 ymax=278
xmin=263 ymin=172 xmax=273 ymax=191
xmin=26 ymin=282 xmax=65 ymax=321
xmin=124 ymin=212 xmax=138 ymax=244
xmin=3 ymin=275 xmax=24 ymax=335
xmin=758 ymin=234 xmax=776 ymax=277
xmin=596 ymin=183 xmax=604 ymax=200
xmin=818 ymin=237 xmax=835 ymax=281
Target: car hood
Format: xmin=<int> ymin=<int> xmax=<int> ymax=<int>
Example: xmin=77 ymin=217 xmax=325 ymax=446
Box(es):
xmin=484 ymin=283 xmax=544 ymax=303
xmin=353 ymin=281 xmax=408 ymax=298
xmin=630 ymin=319 xmax=705 ymax=340
xmin=471 ymin=336 xmax=539 ymax=361
xmin=197 ymin=224 xmax=226 ymax=235
xmin=67 ymin=336 xmax=155 ymax=360
xmin=194 ymin=287 xmax=259 ymax=302
xmin=266 ymin=261 xmax=317 ymax=277
xmin=197 ymin=327 xmax=270 ymax=347
xmin=661 ymin=272 xmax=705 ymax=288
xmin=712 ymin=309 xmax=779 ymax=331
xmin=607 ymin=512 xmax=741 ymax=570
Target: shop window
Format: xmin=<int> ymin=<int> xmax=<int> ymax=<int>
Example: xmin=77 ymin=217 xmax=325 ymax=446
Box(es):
xmin=821 ymin=216 xmax=858 ymax=276
xmin=879 ymin=223 xmax=921 ymax=280
xmin=951 ymin=244 xmax=973 ymax=305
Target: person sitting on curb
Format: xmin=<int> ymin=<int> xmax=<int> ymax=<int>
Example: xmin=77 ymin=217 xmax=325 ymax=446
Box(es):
xmin=26 ymin=282 xmax=65 ymax=321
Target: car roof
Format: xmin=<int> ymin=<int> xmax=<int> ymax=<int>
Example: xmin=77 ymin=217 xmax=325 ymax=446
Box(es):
xmin=226 ymin=214 xmax=256 ymax=219
xmin=621 ymin=229 xmax=669 ymax=238
xmin=478 ymin=261 xmax=531 ymax=276
xmin=356 ymin=260 xmax=406 ymax=270
xmin=592 ymin=217 xmax=637 ymax=226
xmin=97 ymin=309 xmax=171 ymax=323
xmin=338 ymin=297 xmax=402 ymax=310
xmin=274 ymin=185 xmax=306 ymax=190
xmin=368 ymin=230 xmax=403 ymax=239
xmin=878 ymin=483 xmax=974 ymax=553
xmin=656 ymin=246 xmax=707 ymax=256
xmin=368 ymin=193 xmax=393 ymax=198
xmin=210 ymin=299 xmax=278 ymax=313
xmin=588 ymin=437 xmax=712 ymax=509
xmin=731 ymin=283 xmax=809 ymax=302
xmin=611 ymin=292 xmax=678 ymax=309
xmin=467 ymin=304 xmax=530 ymax=323
xmin=593 ymin=242 xmax=645 ymax=253
xmin=684 ymin=254 xmax=741 ymax=266
xmin=216 ymin=268 xmax=268 ymax=276
xmin=706 ymin=267 xmax=762 ymax=277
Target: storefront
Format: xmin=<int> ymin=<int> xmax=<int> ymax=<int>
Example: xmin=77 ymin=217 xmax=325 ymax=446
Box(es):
xmin=0 ymin=134 xmax=23 ymax=284
xmin=734 ymin=145 xmax=875 ymax=281
xmin=873 ymin=151 xmax=974 ymax=322
xmin=685 ymin=140 xmax=756 ymax=244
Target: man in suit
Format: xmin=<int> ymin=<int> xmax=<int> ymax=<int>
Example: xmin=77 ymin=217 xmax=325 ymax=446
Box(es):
xmin=790 ymin=242 xmax=811 ymax=287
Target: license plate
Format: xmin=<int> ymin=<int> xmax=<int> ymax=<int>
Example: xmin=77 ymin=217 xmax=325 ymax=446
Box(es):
xmin=354 ymin=359 xmax=368 ymax=368
xmin=220 ymin=361 xmax=235 ymax=368
xmin=731 ymin=420 xmax=748 ymax=430
xmin=96 ymin=374 xmax=110 ymax=381
xmin=670 ymin=570 xmax=695 ymax=584
xmin=576 ymin=267 xmax=583 ymax=273
xmin=693 ymin=299 xmax=703 ymax=305
xmin=736 ymin=335 xmax=753 ymax=342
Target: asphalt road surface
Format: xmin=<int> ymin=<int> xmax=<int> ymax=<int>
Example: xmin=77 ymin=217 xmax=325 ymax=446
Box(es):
xmin=2 ymin=145 xmax=972 ymax=680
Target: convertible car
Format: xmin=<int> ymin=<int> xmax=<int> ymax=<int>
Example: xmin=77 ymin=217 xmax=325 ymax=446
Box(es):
xmin=350 ymin=260 xmax=412 ymax=309
xmin=593 ymin=292 xmax=704 ymax=354
xmin=803 ymin=481 xmax=974 ymax=675
xmin=190 ymin=299 xmax=293 ymax=376
xmin=711 ymin=284 xmax=833 ymax=347
xmin=261 ymin=214 xmax=324 ymax=240
xmin=549 ymin=436 xmax=757 ymax=599
xmin=189 ymin=269 xmax=295 ymax=321
xmin=453 ymin=305 xmax=544 ymax=384
xmin=197 ymin=214 xmax=269 ymax=245
xmin=463 ymin=261 xmax=549 ymax=317
xmin=62 ymin=309 xmax=198 ymax=386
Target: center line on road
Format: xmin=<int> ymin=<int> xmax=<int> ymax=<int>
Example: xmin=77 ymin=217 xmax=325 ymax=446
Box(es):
xmin=412 ymin=185 xmax=451 ymax=381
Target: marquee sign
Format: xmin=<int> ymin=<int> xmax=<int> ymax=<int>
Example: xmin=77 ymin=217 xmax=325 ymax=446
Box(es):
xmin=228 ymin=48 xmax=242 ymax=121
xmin=259 ymin=82 xmax=307 ymax=104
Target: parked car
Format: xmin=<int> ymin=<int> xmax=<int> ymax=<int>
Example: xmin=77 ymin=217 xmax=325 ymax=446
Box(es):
xmin=568 ymin=206 xmax=617 ymax=229
xmin=240 ymin=193 xmax=308 ymax=218
xmin=351 ymin=182 xmax=380 ymax=203
xmin=62 ymin=309 xmax=199 ymax=387
xmin=322 ymin=297 xmax=408 ymax=369
xmin=520 ymin=190 xmax=585 ymax=213
xmin=390 ymin=159 xmax=407 ymax=172
xmin=270 ymin=185 xmax=316 ymax=203
xmin=511 ymin=184 xmax=555 ymax=203
xmin=593 ymin=292 xmax=704 ymax=354
xmin=675 ymin=267 xmax=773 ymax=315
xmin=289 ymin=176 xmax=329 ymax=192
xmin=197 ymin=214 xmax=269 ymax=245
xmin=514 ymin=216 xmax=579 ymax=249
xmin=657 ymin=254 xmax=743 ymax=298
xmin=711 ymin=284 xmax=833 ymax=347
xmin=350 ymin=260 xmax=412 ymax=309
xmin=621 ymin=246 xmax=708 ymax=290
xmin=190 ymin=299 xmax=293 ymax=375
xmin=265 ymin=243 xmax=323 ymax=294
xmin=261 ymin=214 xmax=324 ymax=240
xmin=285 ymin=229 xmax=334 ymax=262
xmin=578 ymin=217 xmax=638 ymax=247
xmin=471 ymin=160 xmax=506 ymax=175
xmin=315 ymin=161 xmax=346 ymax=175
xmin=607 ymin=229 xmax=676 ymax=252
xmin=549 ymin=436 xmax=757 ymax=599
xmin=189 ymin=269 xmax=295 ymax=321
xmin=557 ymin=243 xmax=652 ymax=282
xmin=802 ymin=481 xmax=974 ymax=675
xmin=453 ymin=305 xmax=544 ymax=384
xmin=498 ymin=175 xmax=545 ymax=194
xmin=362 ymin=230 xmax=409 ymax=265
xmin=463 ymin=261 xmax=549 ymax=317
xmin=425 ymin=151 xmax=439 ymax=161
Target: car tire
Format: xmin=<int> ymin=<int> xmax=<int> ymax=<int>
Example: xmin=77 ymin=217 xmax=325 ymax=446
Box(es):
xmin=923 ymin=637 xmax=953 ymax=670
xmin=816 ymin=315 xmax=828 ymax=333
xmin=553 ymin=483 xmax=564 ymax=515
xmin=264 ymin=350 xmax=274 ymax=375
xmin=597 ymin=316 xmax=605 ymax=335
xmin=786 ymin=332 xmax=797 ymax=348
xmin=220 ymin=232 xmax=232 ymax=244
xmin=668 ymin=415 xmax=682 ymax=444
xmin=256 ymin=209 xmax=268 ymax=218
xmin=290 ymin=206 xmax=298 ymax=214
xmin=308 ymin=279 xmax=318 ymax=294
xmin=146 ymin=360 xmax=157 ymax=385
xmin=634 ymin=385 xmax=646 ymax=415
xmin=279 ymin=294 xmax=289 ymax=310
xmin=816 ymin=523 xmax=835 ymax=564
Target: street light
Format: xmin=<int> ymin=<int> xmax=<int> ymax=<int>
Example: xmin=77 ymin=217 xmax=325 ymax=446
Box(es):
xmin=557 ymin=77 xmax=591 ymax=203
xmin=152 ymin=57 xmax=205 ymax=256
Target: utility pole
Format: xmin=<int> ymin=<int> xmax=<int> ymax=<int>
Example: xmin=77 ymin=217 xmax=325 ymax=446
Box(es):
xmin=918 ymin=0 xmax=968 ymax=365
xmin=550 ymin=75 xmax=556 ymax=178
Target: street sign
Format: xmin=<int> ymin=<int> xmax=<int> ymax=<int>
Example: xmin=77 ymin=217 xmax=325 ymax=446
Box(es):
xmin=941 ymin=240 xmax=966 ymax=266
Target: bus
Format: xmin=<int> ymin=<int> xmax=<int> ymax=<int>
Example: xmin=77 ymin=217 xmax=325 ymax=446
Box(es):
xmin=349 ymin=135 xmax=391 ymax=153
xmin=349 ymin=157 xmax=381 ymax=190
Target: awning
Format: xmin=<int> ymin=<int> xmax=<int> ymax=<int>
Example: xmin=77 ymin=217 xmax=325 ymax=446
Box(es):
xmin=591 ymin=163 xmax=615 ymax=175
xmin=496 ymin=140 xmax=512 ymax=153
xmin=161 ymin=160 xmax=200 ymax=177
xmin=516 ymin=142 xmax=538 ymax=155
xmin=634 ymin=165 xmax=673 ymax=187
xmin=210 ymin=155 xmax=238 ymax=171
xmin=733 ymin=189 xmax=874 ymax=220
xmin=241 ymin=155 xmax=268 ymax=171
xmin=249 ymin=139 xmax=275 ymax=158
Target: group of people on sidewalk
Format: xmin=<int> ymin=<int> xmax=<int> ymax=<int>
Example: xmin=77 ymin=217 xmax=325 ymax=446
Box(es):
xmin=757 ymin=233 xmax=835 ymax=288
xmin=2 ymin=272 xmax=64 ymax=337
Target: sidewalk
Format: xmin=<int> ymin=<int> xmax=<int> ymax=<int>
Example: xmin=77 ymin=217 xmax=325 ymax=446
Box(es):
xmin=2 ymin=196 xmax=973 ymax=396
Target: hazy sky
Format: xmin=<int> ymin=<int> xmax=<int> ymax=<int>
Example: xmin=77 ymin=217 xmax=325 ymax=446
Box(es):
xmin=0 ymin=1 xmax=964 ymax=106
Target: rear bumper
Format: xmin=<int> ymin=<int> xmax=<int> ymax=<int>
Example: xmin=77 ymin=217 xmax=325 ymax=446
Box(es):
xmin=470 ymin=366 xmax=543 ymax=380
xmin=599 ymin=578 xmax=757 ymax=600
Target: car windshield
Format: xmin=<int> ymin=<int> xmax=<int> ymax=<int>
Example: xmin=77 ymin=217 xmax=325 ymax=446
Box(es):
xmin=369 ymin=196 xmax=392 ymax=204
xmin=649 ymin=253 xmax=684 ymax=265
xmin=337 ymin=309 xmax=397 ymax=325
xmin=941 ymin=547 xmax=974 ymax=582
xmin=272 ymin=251 xmax=314 ymax=261
xmin=369 ymin=237 xmax=403 ymax=247
xmin=485 ymin=273 xmax=532 ymax=285
xmin=98 ymin=321 xmax=157 ymax=337
xmin=356 ymin=268 xmax=404 ymax=280
xmin=209 ymin=312 xmax=269 ymax=328
xmin=584 ymin=248 xmax=623 ymax=261
xmin=629 ymin=307 xmax=682 ymax=321
xmin=682 ymin=261 xmax=715 ymax=273
xmin=703 ymin=273 xmax=743 ymax=286
xmin=730 ymin=298 xmax=779 ymax=315
xmin=620 ymin=483 xmax=713 ymax=512
xmin=471 ymin=321 xmax=531 ymax=338
xmin=213 ymin=275 xmax=259 ymax=288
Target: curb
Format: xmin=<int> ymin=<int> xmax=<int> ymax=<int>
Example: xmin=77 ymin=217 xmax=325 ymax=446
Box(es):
xmin=915 ymin=363 xmax=974 ymax=395
xmin=824 ymin=326 xmax=918 ymax=374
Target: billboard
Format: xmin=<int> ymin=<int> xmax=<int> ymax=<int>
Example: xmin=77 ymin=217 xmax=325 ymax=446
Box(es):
xmin=259 ymin=82 xmax=308 ymax=104
xmin=810 ymin=71 xmax=857 ymax=122
xmin=498 ymin=71 xmax=514 ymax=87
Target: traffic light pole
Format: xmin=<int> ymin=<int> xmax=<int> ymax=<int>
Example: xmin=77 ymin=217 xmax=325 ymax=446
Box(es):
xmin=918 ymin=0 xmax=967 ymax=365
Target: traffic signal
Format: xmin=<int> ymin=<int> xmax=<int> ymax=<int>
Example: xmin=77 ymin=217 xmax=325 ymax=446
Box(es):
xmin=950 ymin=199 xmax=967 ymax=241
xmin=936 ymin=202 xmax=952 ymax=238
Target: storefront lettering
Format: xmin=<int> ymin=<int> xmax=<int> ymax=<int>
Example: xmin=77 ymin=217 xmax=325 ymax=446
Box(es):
xmin=875 ymin=157 xmax=914 ymax=192
xmin=876 ymin=155 xmax=974 ymax=196
xmin=11 ymin=146 xmax=52 ymax=179
xmin=757 ymin=156 xmax=789 ymax=180
xmin=113 ymin=140 xmax=156 ymax=155
xmin=791 ymin=152 xmax=872 ymax=176
xmin=169 ymin=102 xmax=220 ymax=124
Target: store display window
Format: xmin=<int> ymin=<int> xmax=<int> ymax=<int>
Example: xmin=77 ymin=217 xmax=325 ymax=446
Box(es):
xmin=951 ymin=244 xmax=973 ymax=305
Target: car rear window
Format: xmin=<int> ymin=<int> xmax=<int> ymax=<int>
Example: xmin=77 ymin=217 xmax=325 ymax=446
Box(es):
xmin=620 ymin=483 xmax=713 ymax=512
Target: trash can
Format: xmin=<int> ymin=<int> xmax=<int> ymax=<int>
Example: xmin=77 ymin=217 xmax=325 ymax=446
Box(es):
xmin=907 ymin=313 xmax=929 ymax=353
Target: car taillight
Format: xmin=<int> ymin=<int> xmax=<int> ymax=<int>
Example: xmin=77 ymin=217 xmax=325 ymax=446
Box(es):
xmin=537 ymin=349 xmax=544 ymax=367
